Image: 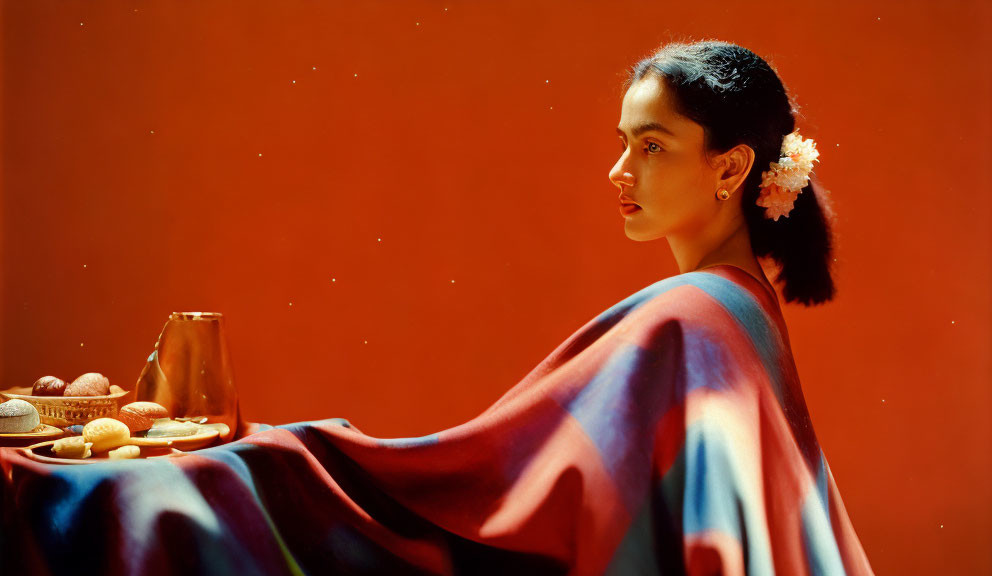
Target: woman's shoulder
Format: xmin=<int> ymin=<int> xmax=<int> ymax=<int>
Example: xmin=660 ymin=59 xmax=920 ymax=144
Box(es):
xmin=599 ymin=265 xmax=783 ymax=330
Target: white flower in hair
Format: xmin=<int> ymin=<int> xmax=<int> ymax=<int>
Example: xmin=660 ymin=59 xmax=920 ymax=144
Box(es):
xmin=756 ymin=130 xmax=820 ymax=221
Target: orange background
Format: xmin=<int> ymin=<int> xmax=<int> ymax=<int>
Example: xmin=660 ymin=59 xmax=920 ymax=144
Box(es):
xmin=2 ymin=1 xmax=990 ymax=573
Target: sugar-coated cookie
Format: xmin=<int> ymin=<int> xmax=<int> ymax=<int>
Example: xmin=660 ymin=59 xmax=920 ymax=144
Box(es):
xmin=32 ymin=375 xmax=67 ymax=397
xmin=65 ymin=373 xmax=111 ymax=397
xmin=82 ymin=417 xmax=131 ymax=453
xmin=108 ymin=445 xmax=140 ymax=460
xmin=52 ymin=436 xmax=93 ymax=459
xmin=0 ymin=399 xmax=41 ymax=434
xmin=118 ymin=401 xmax=169 ymax=432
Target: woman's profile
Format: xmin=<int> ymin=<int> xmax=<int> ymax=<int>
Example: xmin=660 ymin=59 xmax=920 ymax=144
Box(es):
xmin=1 ymin=40 xmax=874 ymax=576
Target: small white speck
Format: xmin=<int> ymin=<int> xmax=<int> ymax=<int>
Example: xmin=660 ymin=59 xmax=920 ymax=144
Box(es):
xmin=200 ymin=369 xmax=205 ymax=375
xmin=312 ymin=66 xmax=317 ymax=71
xmin=363 ymin=340 xmax=368 ymax=344
xmin=354 ymin=73 xmax=358 ymax=78
xmin=201 ymin=393 xmax=207 ymax=399
xmin=877 ymin=16 xmax=881 ymax=20
xmin=836 ymin=143 xmax=839 ymax=147
xmin=258 ymin=153 xmax=263 ymax=157
xmin=444 ymin=7 xmax=448 ymax=11
xmin=940 ymin=524 xmax=943 ymax=528
xmin=550 ymin=106 xmax=553 ymax=110
xmin=150 ymin=130 xmax=155 ymax=134
xmin=451 ymin=279 xmax=455 ymax=283
xmin=80 ymin=342 xmax=84 ymax=347
xmin=377 ymin=238 xmax=381 ymax=242
xmin=545 ymin=80 xmax=549 ymax=84
xmin=331 ymin=278 xmax=336 ymax=282
xmin=416 ymin=22 xmax=420 ymax=26
xmin=289 ymin=302 xmax=293 ymax=307
xmin=292 ymin=80 xmax=296 ymax=84
xmin=80 ymin=22 xmax=84 ymax=26
xmin=951 ymin=320 xmax=955 ymax=324
xmin=83 ymin=264 xmax=87 ymax=268
xmin=882 ymin=399 xmax=886 ymax=403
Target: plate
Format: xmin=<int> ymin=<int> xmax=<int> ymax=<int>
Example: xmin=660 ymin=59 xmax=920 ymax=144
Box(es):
xmin=22 ymin=442 xmax=182 ymax=465
xmin=0 ymin=424 xmax=66 ymax=447
xmin=19 ymin=423 xmax=230 ymax=465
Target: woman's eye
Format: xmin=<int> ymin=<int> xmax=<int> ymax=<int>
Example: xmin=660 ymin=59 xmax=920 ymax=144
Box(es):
xmin=645 ymin=142 xmax=662 ymax=153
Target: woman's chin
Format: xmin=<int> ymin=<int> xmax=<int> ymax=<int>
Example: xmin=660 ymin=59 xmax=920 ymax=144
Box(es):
xmin=623 ymin=221 xmax=665 ymax=242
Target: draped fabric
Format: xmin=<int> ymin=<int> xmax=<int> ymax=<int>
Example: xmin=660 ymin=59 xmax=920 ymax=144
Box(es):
xmin=0 ymin=265 xmax=874 ymax=575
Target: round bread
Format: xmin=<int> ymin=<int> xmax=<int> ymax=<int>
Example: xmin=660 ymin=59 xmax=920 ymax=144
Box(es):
xmin=32 ymin=375 xmax=67 ymax=397
xmin=65 ymin=373 xmax=111 ymax=397
xmin=0 ymin=399 xmax=41 ymax=433
xmin=118 ymin=401 xmax=169 ymax=432
xmin=82 ymin=417 xmax=131 ymax=453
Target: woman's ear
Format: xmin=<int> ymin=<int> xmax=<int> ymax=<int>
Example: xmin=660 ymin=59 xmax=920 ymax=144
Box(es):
xmin=717 ymin=143 xmax=755 ymax=195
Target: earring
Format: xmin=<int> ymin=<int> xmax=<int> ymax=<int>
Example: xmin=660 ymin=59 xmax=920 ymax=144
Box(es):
xmin=716 ymin=188 xmax=730 ymax=200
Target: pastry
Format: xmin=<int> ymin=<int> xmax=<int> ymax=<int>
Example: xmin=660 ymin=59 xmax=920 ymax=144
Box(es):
xmin=0 ymin=399 xmax=41 ymax=433
xmin=108 ymin=445 xmax=140 ymax=460
xmin=32 ymin=375 xmax=67 ymax=396
xmin=64 ymin=373 xmax=111 ymax=397
xmin=118 ymin=401 xmax=169 ymax=432
xmin=145 ymin=419 xmax=201 ymax=438
xmin=82 ymin=417 xmax=131 ymax=453
xmin=52 ymin=436 xmax=93 ymax=459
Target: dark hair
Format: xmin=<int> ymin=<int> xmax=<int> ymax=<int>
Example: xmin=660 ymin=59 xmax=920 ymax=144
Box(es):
xmin=622 ymin=39 xmax=836 ymax=306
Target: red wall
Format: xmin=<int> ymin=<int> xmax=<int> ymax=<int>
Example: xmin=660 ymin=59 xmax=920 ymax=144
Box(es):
xmin=3 ymin=1 xmax=989 ymax=573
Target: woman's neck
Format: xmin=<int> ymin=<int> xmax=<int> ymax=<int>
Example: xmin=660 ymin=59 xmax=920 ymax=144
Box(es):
xmin=668 ymin=219 xmax=770 ymax=287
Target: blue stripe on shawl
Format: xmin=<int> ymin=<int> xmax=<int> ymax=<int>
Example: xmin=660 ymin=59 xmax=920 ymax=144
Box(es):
xmin=800 ymin=475 xmax=848 ymax=576
xmin=683 ymin=417 xmax=776 ymax=576
xmin=816 ymin=450 xmax=832 ymax=532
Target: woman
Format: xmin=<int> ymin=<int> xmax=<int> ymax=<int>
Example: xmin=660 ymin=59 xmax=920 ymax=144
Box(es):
xmin=1 ymin=41 xmax=874 ymax=576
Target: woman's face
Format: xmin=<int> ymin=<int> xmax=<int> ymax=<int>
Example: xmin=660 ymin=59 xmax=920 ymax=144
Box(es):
xmin=609 ymin=75 xmax=722 ymax=242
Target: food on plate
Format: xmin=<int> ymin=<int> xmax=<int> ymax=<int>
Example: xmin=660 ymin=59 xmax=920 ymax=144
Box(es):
xmin=118 ymin=401 xmax=169 ymax=432
xmin=0 ymin=399 xmax=41 ymax=433
xmin=52 ymin=436 xmax=93 ymax=459
xmin=31 ymin=375 xmax=67 ymax=397
xmin=108 ymin=445 xmax=140 ymax=460
xmin=145 ymin=418 xmax=201 ymax=438
xmin=82 ymin=417 xmax=131 ymax=453
xmin=65 ymin=373 xmax=112 ymax=397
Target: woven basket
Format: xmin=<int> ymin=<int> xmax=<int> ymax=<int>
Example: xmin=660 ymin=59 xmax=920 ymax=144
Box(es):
xmin=0 ymin=391 xmax=130 ymax=427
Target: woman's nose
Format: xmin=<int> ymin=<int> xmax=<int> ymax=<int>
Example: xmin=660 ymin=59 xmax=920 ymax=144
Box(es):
xmin=609 ymin=158 xmax=634 ymax=191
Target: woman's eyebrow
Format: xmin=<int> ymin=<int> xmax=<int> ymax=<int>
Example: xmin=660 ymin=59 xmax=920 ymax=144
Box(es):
xmin=616 ymin=122 xmax=676 ymax=138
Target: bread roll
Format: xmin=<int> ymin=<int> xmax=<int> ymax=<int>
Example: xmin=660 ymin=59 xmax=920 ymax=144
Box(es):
xmin=0 ymin=399 xmax=40 ymax=433
xmin=65 ymin=373 xmax=111 ymax=397
xmin=118 ymin=401 xmax=169 ymax=432
xmin=52 ymin=436 xmax=93 ymax=459
xmin=32 ymin=375 xmax=67 ymax=396
xmin=108 ymin=445 xmax=140 ymax=459
xmin=82 ymin=417 xmax=131 ymax=453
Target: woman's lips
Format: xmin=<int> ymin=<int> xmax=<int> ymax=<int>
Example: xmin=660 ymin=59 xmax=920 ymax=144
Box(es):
xmin=619 ymin=203 xmax=642 ymax=216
